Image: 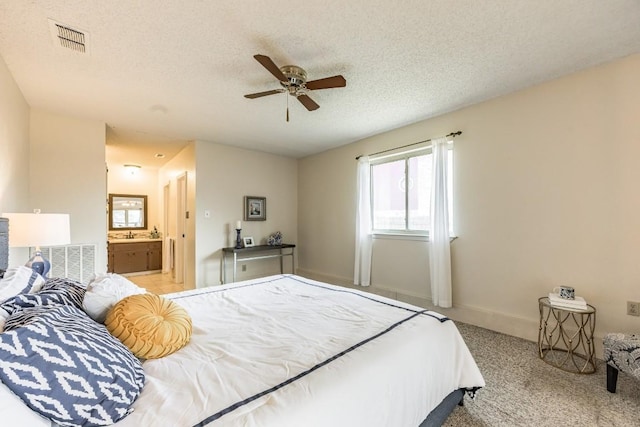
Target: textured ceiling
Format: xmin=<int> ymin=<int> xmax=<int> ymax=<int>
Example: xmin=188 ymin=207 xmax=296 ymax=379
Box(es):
xmin=0 ymin=1 xmax=639 ymax=162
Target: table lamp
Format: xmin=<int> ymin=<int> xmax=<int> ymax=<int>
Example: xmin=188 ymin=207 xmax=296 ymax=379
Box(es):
xmin=3 ymin=211 xmax=71 ymax=277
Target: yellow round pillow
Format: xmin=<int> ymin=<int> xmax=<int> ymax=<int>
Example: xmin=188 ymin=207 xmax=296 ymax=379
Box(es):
xmin=105 ymin=293 xmax=192 ymax=359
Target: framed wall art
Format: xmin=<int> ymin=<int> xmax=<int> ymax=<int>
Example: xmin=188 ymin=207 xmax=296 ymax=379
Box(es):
xmin=244 ymin=196 xmax=266 ymax=221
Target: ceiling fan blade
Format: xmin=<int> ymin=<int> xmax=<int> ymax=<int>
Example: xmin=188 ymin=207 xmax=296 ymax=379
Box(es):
xmin=253 ymin=54 xmax=287 ymax=82
xmin=297 ymin=94 xmax=320 ymax=111
xmin=305 ymin=75 xmax=346 ymax=90
xmin=244 ymin=89 xmax=283 ymax=99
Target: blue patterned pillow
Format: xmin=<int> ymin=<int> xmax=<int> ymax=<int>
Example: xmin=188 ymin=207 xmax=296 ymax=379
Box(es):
xmin=0 ymin=304 xmax=145 ymax=426
xmin=1 ymin=277 xmax=87 ymax=333
xmin=0 ymin=277 xmax=86 ymax=317
xmin=39 ymin=277 xmax=86 ymax=307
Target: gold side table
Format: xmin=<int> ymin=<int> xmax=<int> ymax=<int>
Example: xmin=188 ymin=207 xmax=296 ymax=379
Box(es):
xmin=538 ymin=297 xmax=596 ymax=374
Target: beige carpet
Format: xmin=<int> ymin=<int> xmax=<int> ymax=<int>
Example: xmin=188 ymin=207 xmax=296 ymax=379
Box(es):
xmin=444 ymin=323 xmax=640 ymax=426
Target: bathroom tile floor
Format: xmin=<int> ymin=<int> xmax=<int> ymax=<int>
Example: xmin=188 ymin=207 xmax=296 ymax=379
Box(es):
xmin=126 ymin=272 xmax=185 ymax=295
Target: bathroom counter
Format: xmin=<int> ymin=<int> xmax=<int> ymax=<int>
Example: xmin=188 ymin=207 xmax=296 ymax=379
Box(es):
xmin=108 ymin=238 xmax=162 ymax=244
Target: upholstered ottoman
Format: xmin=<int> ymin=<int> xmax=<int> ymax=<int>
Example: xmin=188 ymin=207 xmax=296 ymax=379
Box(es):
xmin=603 ymin=333 xmax=640 ymax=393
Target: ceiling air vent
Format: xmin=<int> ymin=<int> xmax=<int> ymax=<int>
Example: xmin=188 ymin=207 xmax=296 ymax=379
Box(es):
xmin=48 ymin=19 xmax=89 ymax=54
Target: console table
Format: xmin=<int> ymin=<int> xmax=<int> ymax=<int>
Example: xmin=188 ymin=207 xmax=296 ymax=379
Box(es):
xmin=221 ymin=244 xmax=295 ymax=284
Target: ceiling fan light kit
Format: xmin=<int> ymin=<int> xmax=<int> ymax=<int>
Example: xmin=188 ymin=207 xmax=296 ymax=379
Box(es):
xmin=245 ymin=54 xmax=346 ymax=121
xmin=279 ymin=65 xmax=307 ymax=89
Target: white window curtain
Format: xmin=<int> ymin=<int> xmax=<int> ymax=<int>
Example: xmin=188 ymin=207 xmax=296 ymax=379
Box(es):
xmin=429 ymin=137 xmax=452 ymax=307
xmin=354 ymin=156 xmax=372 ymax=286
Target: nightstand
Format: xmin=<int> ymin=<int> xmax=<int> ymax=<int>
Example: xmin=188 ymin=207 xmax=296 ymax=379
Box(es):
xmin=538 ymin=297 xmax=596 ymax=374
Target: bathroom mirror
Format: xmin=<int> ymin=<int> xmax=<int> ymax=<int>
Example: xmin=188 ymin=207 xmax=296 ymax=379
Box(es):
xmin=108 ymin=194 xmax=148 ymax=230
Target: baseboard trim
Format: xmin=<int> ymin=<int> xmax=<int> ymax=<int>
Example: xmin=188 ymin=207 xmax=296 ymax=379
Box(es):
xmin=296 ymin=268 xmax=353 ymax=287
xmin=295 ymin=268 xmax=605 ymax=357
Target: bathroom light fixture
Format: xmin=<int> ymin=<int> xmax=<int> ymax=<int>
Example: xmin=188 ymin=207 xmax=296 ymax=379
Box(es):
xmin=124 ymin=164 xmax=141 ymax=176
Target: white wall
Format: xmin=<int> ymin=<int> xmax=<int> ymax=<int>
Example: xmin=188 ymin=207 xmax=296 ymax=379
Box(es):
xmin=194 ymin=141 xmax=298 ymax=287
xmin=29 ymin=109 xmax=107 ymax=273
xmin=0 ymin=54 xmax=31 ymax=265
xmin=298 ymin=54 xmax=640 ymax=348
xmin=157 ymin=141 xmax=297 ymax=289
xmin=107 ymin=162 xmax=161 ymax=234
xmin=1 ymin=61 xmax=107 ymax=274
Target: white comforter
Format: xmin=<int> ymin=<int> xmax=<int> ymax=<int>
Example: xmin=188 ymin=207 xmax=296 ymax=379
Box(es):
xmin=113 ymin=274 xmax=484 ymax=427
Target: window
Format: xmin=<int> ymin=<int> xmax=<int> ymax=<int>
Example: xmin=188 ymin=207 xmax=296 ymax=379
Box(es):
xmin=370 ymin=146 xmax=453 ymax=235
xmin=112 ymin=208 xmax=143 ymax=228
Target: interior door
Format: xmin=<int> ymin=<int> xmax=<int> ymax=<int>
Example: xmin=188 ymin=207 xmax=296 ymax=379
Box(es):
xmin=175 ymin=172 xmax=187 ymax=284
xmin=163 ymin=183 xmax=171 ymax=274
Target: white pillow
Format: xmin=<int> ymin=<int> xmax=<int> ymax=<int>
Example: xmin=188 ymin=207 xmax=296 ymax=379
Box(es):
xmin=0 ymin=381 xmax=50 ymax=427
xmin=82 ymin=273 xmax=146 ymax=323
xmin=0 ymin=266 xmax=45 ymax=303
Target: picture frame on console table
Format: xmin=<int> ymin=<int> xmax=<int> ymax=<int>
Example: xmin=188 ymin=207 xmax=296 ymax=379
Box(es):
xmin=243 ymin=236 xmax=255 ymax=247
xmin=244 ymin=196 xmax=266 ymax=221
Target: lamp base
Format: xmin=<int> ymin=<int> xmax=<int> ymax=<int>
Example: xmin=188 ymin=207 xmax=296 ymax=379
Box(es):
xmin=26 ymin=251 xmax=50 ymax=277
xmin=235 ymin=229 xmax=242 ymax=249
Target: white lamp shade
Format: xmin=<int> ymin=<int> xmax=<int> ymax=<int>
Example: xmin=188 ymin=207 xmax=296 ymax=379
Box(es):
xmin=3 ymin=213 xmax=71 ymax=248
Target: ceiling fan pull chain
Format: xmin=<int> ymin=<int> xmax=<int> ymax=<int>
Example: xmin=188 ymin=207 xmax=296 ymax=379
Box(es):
xmin=286 ymin=92 xmax=290 ymax=122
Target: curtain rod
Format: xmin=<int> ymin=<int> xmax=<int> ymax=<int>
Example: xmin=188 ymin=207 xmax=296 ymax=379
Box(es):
xmin=355 ymin=131 xmax=462 ymax=160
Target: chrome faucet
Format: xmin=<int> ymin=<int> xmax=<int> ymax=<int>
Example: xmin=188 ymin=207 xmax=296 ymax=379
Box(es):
xmin=127 ymin=231 xmax=134 ymax=239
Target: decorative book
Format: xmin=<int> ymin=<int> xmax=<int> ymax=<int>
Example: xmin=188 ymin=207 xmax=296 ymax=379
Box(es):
xmin=548 ymin=293 xmax=588 ymax=310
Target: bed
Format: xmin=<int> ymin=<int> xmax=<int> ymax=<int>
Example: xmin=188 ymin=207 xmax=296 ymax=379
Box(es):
xmin=0 ymin=227 xmax=484 ymax=426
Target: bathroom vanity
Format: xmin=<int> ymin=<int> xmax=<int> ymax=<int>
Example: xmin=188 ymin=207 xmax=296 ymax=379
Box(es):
xmin=107 ymin=239 xmax=162 ymax=274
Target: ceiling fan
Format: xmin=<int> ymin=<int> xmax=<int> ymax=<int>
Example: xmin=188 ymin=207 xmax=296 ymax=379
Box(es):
xmin=244 ymin=54 xmax=346 ymax=121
